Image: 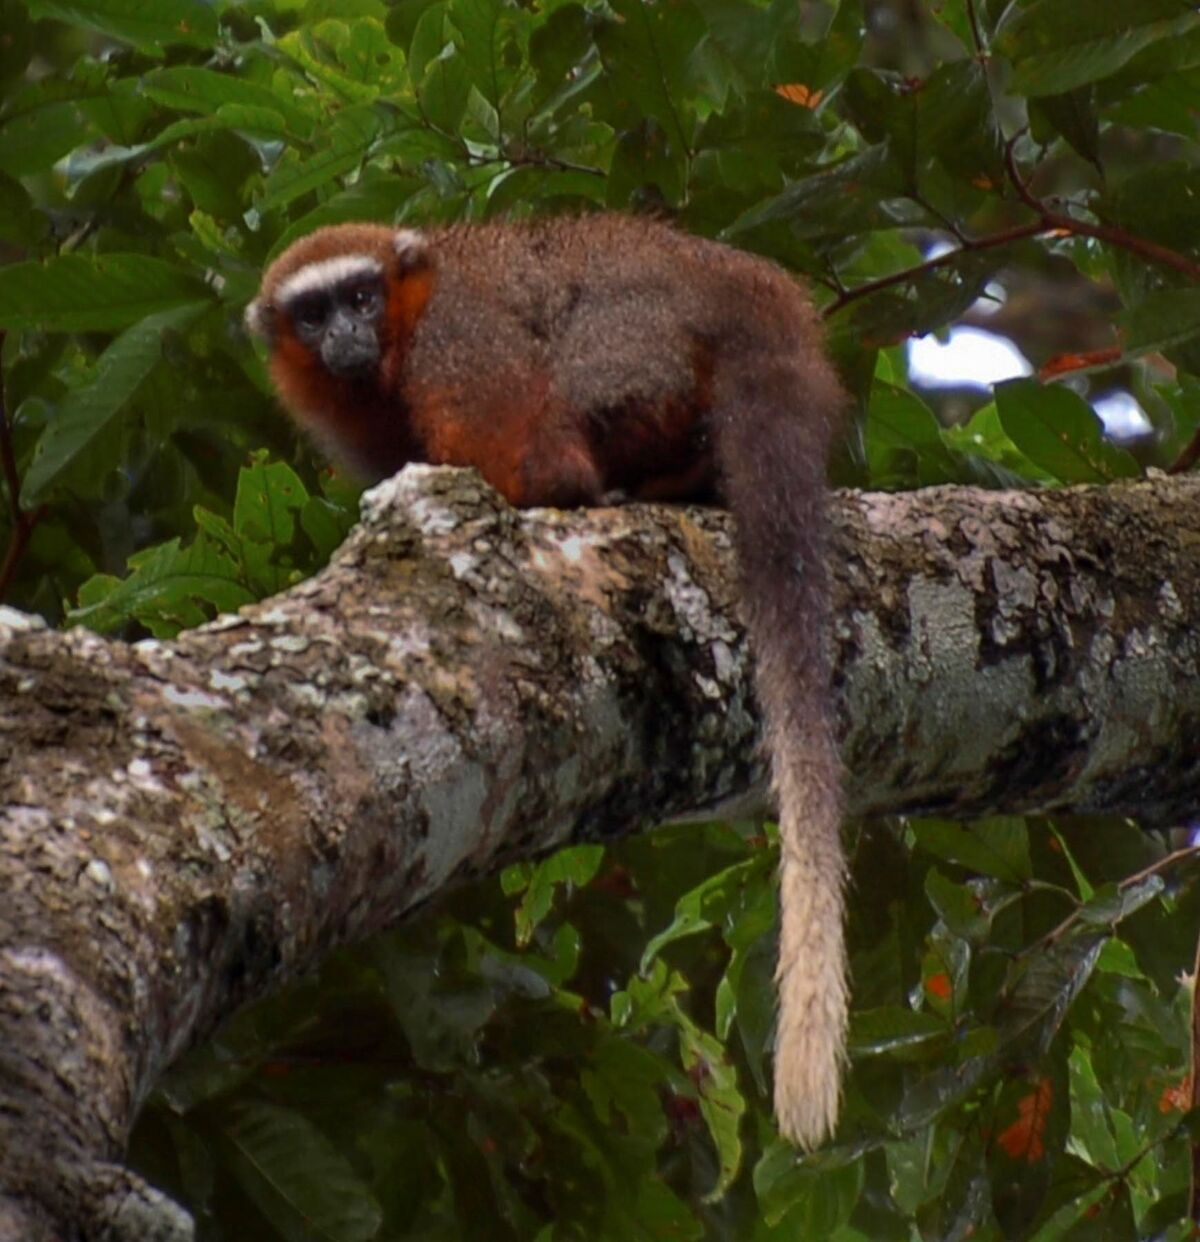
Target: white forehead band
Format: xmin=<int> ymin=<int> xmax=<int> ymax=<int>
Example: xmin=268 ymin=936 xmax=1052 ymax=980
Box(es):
xmin=275 ymin=254 xmax=383 ymax=305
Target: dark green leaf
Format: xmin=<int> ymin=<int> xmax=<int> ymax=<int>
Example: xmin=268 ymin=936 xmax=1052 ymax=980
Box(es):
xmin=912 ymin=819 xmax=1030 ymax=882
xmin=594 ymin=0 xmax=706 ymax=157
xmin=257 ymin=106 xmax=380 ymax=212
xmin=233 ymin=459 xmax=308 ymax=547
xmin=0 ymin=99 xmax=94 ymax=177
xmin=226 ymin=1102 xmax=383 ymax=1242
xmin=753 ymin=1143 xmax=864 ymax=1230
xmin=0 ymin=254 xmax=209 ymax=333
xmin=866 ymin=381 xmax=965 ymax=487
xmin=70 ymin=537 xmax=254 ymax=638
xmin=731 ymin=143 xmax=908 ymax=239
xmin=141 ymin=66 xmax=312 ymax=136
xmin=418 ymin=49 xmax=472 ymax=134
xmin=1030 ymin=88 xmax=1101 ymax=171
xmin=1121 ymin=287 xmax=1200 ymax=355
xmin=509 ymin=844 xmax=605 ymax=945
xmin=0 ymin=0 xmax=32 ymax=85
xmin=849 ymin=1006 xmax=947 ymax=1057
xmin=21 ymin=303 xmax=207 ymax=506
xmin=994 ymin=379 xmax=1142 ymax=484
xmin=995 ymin=0 xmax=1200 ymax=96
xmin=26 ymin=0 xmax=219 ymax=53
xmin=926 ymin=869 xmax=990 ymax=941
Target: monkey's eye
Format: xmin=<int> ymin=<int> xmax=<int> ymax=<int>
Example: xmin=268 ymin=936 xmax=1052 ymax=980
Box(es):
xmin=294 ymin=302 xmax=328 ymax=331
xmin=348 ymin=286 xmax=380 ymax=314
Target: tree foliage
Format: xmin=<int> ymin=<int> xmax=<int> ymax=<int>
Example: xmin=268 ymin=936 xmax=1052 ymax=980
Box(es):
xmin=2 ymin=0 xmax=1200 ymax=1238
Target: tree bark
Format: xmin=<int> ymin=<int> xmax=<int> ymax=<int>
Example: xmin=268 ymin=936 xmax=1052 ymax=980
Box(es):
xmin=2 ymin=466 xmax=1199 ymax=1239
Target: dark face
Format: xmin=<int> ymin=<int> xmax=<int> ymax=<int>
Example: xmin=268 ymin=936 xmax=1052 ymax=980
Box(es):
xmin=287 ymin=276 xmax=385 ymax=379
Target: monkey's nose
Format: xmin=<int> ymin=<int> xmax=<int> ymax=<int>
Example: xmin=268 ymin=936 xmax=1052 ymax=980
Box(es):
xmin=322 ymin=331 xmax=379 ymax=378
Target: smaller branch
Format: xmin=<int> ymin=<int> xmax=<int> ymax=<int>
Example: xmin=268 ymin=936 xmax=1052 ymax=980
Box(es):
xmin=1002 ymin=130 xmax=1044 ymax=215
xmin=0 ymin=510 xmax=42 ymax=603
xmin=1004 ymin=134 xmax=1200 ymax=283
xmin=0 ymin=332 xmax=19 ymax=528
xmin=965 ymin=0 xmax=986 ymax=57
xmin=826 ymin=137 xmax=1200 ymax=323
xmin=1168 ymin=427 xmax=1200 ymax=476
xmin=1056 ymin=215 xmax=1200 ymax=283
xmin=1028 ymin=844 xmax=1200 ymax=958
xmin=823 ymin=221 xmax=1045 ymax=317
xmin=0 ymin=332 xmax=41 ymax=603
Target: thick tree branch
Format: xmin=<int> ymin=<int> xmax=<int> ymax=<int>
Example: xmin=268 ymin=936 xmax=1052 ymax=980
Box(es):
xmin=2 ymin=467 xmax=1200 ymax=1238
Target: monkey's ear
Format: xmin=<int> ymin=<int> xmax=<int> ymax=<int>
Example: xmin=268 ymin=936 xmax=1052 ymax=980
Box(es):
xmin=393 ymin=228 xmax=432 ymax=272
xmin=244 ymin=299 xmax=276 ymax=340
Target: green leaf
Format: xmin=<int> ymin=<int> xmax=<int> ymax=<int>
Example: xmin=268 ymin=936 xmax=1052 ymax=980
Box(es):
xmin=257 ymin=106 xmax=380 ymax=212
xmin=866 ymin=381 xmax=965 ymax=487
xmin=994 ymin=379 xmax=1141 ymax=484
xmin=926 ymin=869 xmax=990 ymax=941
xmin=1106 ymin=67 xmax=1200 ymax=137
xmin=141 ymin=67 xmax=311 ymax=138
xmin=1120 ymin=288 xmax=1200 ymax=355
xmin=842 ymin=60 xmax=1001 ymax=187
xmin=753 ymin=1142 xmax=864 ymax=1231
xmin=450 ymin=0 xmax=511 ymax=107
xmin=999 ymin=933 xmax=1105 ymax=1053
xmin=21 ymin=303 xmax=208 ymax=506
xmin=1031 ymin=88 xmax=1101 ymax=171
xmin=580 ymin=1036 xmax=672 ymax=1141
xmin=594 ymin=0 xmax=706 ymax=158
xmin=418 ymin=48 xmax=473 ymax=133
xmin=0 ymin=98 xmax=95 ymax=177
xmin=1067 ymin=1043 xmax=1120 ymax=1171
xmin=679 ymin=1020 xmax=745 ymax=1201
xmin=510 ymin=844 xmax=605 ymax=945
xmin=301 ymin=496 xmax=356 ymax=561
xmin=226 ymin=1102 xmax=383 ymax=1242
xmin=69 ymin=537 xmax=254 ymax=638
xmin=849 ymin=1006 xmax=947 ymax=1057
xmin=233 ymin=459 xmax=309 ymax=548
xmin=528 ymin=3 xmax=594 ymax=113
xmin=996 ymin=0 xmax=1200 ymax=96
xmin=26 ymin=0 xmax=218 ymax=53
xmin=988 ymin=1055 xmax=1070 ymax=1232
xmin=941 ymin=400 xmax=1056 ymax=484
xmin=912 ymin=819 xmax=1030 ymax=882
xmin=0 ymin=254 xmax=209 ymax=333
xmin=0 ymin=0 xmax=32 ymax=85
xmin=730 ymin=143 xmax=908 ymax=240
xmin=0 ymin=171 xmax=47 ymax=248
xmin=640 ymin=855 xmax=764 ymax=971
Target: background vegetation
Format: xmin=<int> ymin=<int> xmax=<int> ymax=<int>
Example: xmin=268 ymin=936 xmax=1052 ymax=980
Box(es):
xmin=2 ymin=0 xmax=1200 ymax=1236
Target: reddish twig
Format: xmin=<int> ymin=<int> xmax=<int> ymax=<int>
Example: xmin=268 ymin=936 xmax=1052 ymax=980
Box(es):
xmin=1168 ymin=430 xmax=1200 ymax=476
xmin=824 ymin=132 xmax=1200 ymax=338
xmin=823 ymin=221 xmax=1047 ymax=317
xmin=1003 ymin=135 xmax=1200 ymax=283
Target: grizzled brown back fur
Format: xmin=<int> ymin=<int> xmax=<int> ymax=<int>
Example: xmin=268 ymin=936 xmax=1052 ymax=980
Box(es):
xmin=248 ymin=214 xmax=848 ymax=1147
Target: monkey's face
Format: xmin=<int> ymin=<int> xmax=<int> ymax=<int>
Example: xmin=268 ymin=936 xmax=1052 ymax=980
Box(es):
xmin=281 ymin=264 xmax=386 ymax=380
xmin=246 ymin=252 xmax=390 ymax=384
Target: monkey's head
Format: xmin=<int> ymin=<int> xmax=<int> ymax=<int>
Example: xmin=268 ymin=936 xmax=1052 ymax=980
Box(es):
xmin=245 ymin=224 xmax=435 ymax=471
xmin=244 ymin=223 xmax=432 ymax=385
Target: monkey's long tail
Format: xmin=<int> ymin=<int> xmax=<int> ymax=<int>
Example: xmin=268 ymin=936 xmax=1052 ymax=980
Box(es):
xmin=713 ymin=348 xmax=847 ymax=1151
